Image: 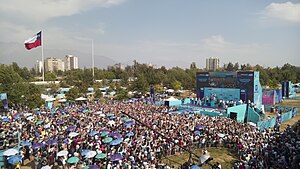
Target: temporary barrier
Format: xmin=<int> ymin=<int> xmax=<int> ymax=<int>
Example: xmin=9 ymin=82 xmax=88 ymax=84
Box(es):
xmin=257 ymin=107 xmax=298 ymax=131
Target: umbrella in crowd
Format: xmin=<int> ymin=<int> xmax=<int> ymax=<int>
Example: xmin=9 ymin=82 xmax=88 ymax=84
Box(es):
xmin=57 ymin=150 xmax=68 ymax=157
xmin=67 ymin=126 xmax=76 ymax=132
xmin=85 ymin=151 xmax=97 ymax=158
xmin=43 ymin=123 xmax=51 ymax=129
xmin=199 ymin=154 xmax=210 ymax=164
xmin=41 ymin=165 xmax=51 ymax=169
xmin=190 ymin=165 xmax=201 ymax=169
xmin=125 ymin=132 xmax=134 ymax=137
xmin=57 ymin=120 xmax=64 ymax=124
xmin=2 ymin=118 xmax=10 ymax=122
xmin=81 ymin=149 xmax=91 ymax=156
xmin=69 ymin=132 xmax=79 ymax=138
xmin=106 ymin=114 xmax=114 ymax=117
xmin=195 ymin=124 xmax=205 ymax=130
xmin=217 ymin=133 xmax=225 ymax=138
xmin=46 ymin=139 xmax=58 ymax=145
xmin=20 ymin=141 xmax=31 ymax=146
xmin=109 ymin=116 xmax=116 ymax=120
xmin=124 ymin=120 xmax=135 ymax=125
xmin=99 ymin=114 xmax=106 ymax=117
xmin=95 ymin=153 xmax=106 ymax=159
xmin=7 ymin=154 xmax=22 ymax=165
xmin=67 ymin=156 xmax=80 ymax=164
xmin=36 ymin=120 xmax=43 ymax=125
xmin=194 ymin=130 xmax=201 ymax=135
xmin=99 ymin=129 xmax=109 ymax=133
xmin=103 ymin=137 xmax=113 ymax=144
xmin=32 ymin=142 xmax=45 ymax=149
xmin=94 ymin=111 xmax=102 ymax=115
xmin=3 ymin=149 xmax=19 ymax=156
xmin=89 ymin=130 xmax=98 ymax=136
xmin=108 ymin=132 xmax=122 ymax=138
xmin=89 ymin=165 xmax=100 ymax=169
xmin=110 ymin=139 xmax=121 ymax=146
xmin=100 ymin=132 xmax=109 ymax=137
xmin=110 ymin=154 xmax=123 ymax=162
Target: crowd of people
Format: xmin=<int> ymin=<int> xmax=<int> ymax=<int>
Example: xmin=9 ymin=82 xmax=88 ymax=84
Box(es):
xmin=0 ymin=99 xmax=299 ymax=169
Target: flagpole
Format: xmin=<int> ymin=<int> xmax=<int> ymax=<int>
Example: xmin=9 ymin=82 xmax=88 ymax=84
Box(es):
xmin=42 ymin=31 xmax=45 ymax=82
xmin=92 ymin=39 xmax=94 ymax=81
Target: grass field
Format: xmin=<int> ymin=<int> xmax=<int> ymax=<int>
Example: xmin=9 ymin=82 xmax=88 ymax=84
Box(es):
xmin=276 ymin=99 xmax=300 ymax=130
xmin=162 ymin=147 xmax=238 ymax=169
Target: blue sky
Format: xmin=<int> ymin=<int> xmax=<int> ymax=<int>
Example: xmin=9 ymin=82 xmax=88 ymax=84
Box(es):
xmin=0 ymin=0 xmax=299 ymax=68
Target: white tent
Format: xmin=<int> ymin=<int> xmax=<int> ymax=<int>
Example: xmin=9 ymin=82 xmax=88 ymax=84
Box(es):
xmin=58 ymin=99 xmax=67 ymax=103
xmin=165 ymin=96 xmax=179 ymax=101
xmin=166 ymin=89 xmax=174 ymax=93
xmin=75 ymin=97 xmax=87 ymax=101
xmin=45 ymin=98 xmax=56 ymax=102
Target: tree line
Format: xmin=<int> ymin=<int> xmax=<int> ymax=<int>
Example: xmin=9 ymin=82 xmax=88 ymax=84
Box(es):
xmin=0 ymin=61 xmax=299 ymax=109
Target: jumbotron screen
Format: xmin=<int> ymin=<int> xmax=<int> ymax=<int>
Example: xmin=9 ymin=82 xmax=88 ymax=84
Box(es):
xmin=197 ymin=72 xmax=238 ymax=88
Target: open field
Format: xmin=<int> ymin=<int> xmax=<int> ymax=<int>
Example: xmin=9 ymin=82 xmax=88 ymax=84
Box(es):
xmin=276 ymin=99 xmax=300 ymax=130
xmin=162 ymin=147 xmax=237 ymax=169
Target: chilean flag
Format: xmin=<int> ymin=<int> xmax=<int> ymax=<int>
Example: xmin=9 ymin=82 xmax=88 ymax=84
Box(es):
xmin=24 ymin=31 xmax=42 ymax=50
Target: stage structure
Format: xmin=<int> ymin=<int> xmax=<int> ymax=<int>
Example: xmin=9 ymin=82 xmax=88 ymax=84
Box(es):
xmin=282 ymin=81 xmax=296 ymax=99
xmin=196 ymin=71 xmax=262 ymax=108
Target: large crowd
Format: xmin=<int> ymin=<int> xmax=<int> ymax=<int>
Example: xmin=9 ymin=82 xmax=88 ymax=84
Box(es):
xmin=0 ymin=99 xmax=299 ymax=169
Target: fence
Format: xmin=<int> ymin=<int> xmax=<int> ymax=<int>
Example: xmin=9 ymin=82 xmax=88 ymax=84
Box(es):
xmin=257 ymin=107 xmax=298 ymax=131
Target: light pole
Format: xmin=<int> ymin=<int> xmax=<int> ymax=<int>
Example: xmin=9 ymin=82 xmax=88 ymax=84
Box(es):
xmin=92 ymin=39 xmax=95 ymax=81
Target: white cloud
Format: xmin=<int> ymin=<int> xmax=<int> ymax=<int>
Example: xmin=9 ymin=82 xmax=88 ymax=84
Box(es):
xmin=0 ymin=0 xmax=126 ymax=22
xmin=263 ymin=1 xmax=300 ymax=23
xmin=0 ymin=0 xmax=125 ymax=44
xmin=202 ymin=35 xmax=232 ymax=49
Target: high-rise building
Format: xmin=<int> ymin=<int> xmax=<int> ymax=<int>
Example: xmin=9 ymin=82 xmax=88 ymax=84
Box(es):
xmin=206 ymin=57 xmax=219 ymax=71
xmin=44 ymin=57 xmax=64 ymax=72
xmin=64 ymin=55 xmax=79 ymax=71
xmin=34 ymin=60 xmax=43 ymax=74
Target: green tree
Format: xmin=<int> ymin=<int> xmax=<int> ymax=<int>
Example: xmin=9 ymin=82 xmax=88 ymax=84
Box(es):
xmin=190 ymin=62 xmax=197 ymax=69
xmin=65 ymin=87 xmax=80 ymax=101
xmin=233 ymin=62 xmax=239 ymax=71
xmin=45 ymin=72 xmax=57 ymax=81
xmin=154 ymin=84 xmax=164 ymax=94
xmin=94 ymin=89 xmax=103 ymax=99
xmin=25 ymin=84 xmax=43 ymax=108
xmin=225 ymin=62 xmax=234 ymax=71
xmin=173 ymin=80 xmax=182 ymax=91
xmin=115 ymin=89 xmax=128 ymax=100
xmin=129 ymin=74 xmax=148 ymax=94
